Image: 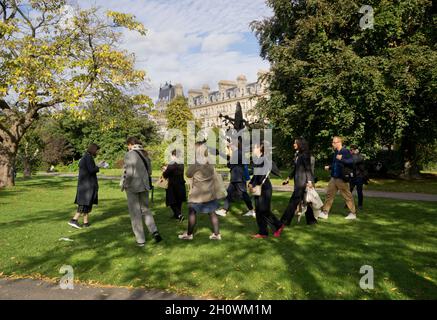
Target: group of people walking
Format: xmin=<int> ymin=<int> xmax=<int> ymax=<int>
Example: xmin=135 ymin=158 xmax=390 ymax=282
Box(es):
xmin=69 ymin=135 xmax=366 ymax=246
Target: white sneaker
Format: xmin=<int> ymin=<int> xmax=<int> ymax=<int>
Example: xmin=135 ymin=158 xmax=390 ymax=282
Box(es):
xmin=345 ymin=213 xmax=357 ymax=220
xmin=178 ymin=233 xmax=193 ymax=240
xmin=297 ymin=211 xmax=302 ymax=223
xmin=215 ymin=209 xmax=227 ymax=217
xmin=209 ymin=233 xmax=222 ymax=240
xmin=318 ymin=211 xmax=329 ymax=220
xmin=243 ymin=210 xmax=256 ymax=217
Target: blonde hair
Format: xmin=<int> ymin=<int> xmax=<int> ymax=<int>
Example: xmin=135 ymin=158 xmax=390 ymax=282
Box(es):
xmin=333 ymin=136 xmax=344 ymax=143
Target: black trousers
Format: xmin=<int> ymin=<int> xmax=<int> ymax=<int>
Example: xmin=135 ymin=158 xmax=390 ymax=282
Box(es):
xmin=170 ymin=202 xmax=183 ymax=218
xmin=254 ymin=181 xmax=282 ymax=235
xmin=224 ymin=182 xmax=253 ymax=211
xmin=281 ymin=187 xmax=317 ymax=225
xmin=350 ymin=177 xmax=364 ymax=207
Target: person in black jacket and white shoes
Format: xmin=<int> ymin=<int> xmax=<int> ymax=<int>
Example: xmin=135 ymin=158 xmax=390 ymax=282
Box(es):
xmin=248 ymin=141 xmax=285 ymax=239
xmin=280 ymin=138 xmax=318 ymax=226
xmin=215 ymin=140 xmax=255 ymax=218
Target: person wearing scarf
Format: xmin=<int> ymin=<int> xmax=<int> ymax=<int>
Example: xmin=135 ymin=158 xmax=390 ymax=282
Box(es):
xmin=121 ymin=137 xmax=162 ymax=247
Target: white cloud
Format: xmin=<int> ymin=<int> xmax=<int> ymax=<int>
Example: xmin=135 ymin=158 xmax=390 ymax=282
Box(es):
xmin=200 ymin=33 xmax=243 ymax=52
xmin=75 ymin=0 xmax=273 ymax=101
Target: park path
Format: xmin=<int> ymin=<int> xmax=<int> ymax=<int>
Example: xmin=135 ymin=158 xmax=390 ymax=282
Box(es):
xmin=0 ymin=277 xmax=195 ymax=300
xmin=39 ymin=173 xmax=437 ymax=202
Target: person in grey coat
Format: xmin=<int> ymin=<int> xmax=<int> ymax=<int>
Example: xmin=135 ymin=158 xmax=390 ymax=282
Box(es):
xmin=69 ymin=143 xmax=104 ymax=229
xmin=121 ymin=137 xmax=162 ymax=247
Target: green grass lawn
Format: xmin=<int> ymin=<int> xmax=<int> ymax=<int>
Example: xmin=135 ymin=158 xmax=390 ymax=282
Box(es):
xmin=47 ymin=167 xmax=437 ymax=195
xmin=1 ymin=176 xmax=436 ymax=299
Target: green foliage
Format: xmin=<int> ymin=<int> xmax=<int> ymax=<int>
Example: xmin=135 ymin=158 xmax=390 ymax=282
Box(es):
xmin=21 ymin=87 xmax=160 ymax=168
xmin=0 ymin=1 xmax=150 ymax=186
xmin=15 ymin=127 xmax=44 ymax=174
xmin=251 ymin=0 xmax=437 ymax=170
xmin=165 ymin=96 xmax=200 ymax=137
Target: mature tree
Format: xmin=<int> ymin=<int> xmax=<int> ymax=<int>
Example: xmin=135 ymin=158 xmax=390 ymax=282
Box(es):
xmin=251 ymin=0 xmax=436 ymax=176
xmin=165 ymin=96 xmax=200 ymax=137
xmin=0 ymin=0 xmax=148 ymax=187
xmin=84 ymin=87 xmax=158 ymax=162
xmin=36 ymin=87 xmax=158 ymax=165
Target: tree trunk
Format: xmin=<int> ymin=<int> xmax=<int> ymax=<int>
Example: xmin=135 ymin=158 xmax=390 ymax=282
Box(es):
xmin=0 ymin=153 xmax=16 ymax=188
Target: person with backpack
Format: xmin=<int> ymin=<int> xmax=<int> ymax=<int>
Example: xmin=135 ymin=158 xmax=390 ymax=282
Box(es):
xmin=349 ymin=145 xmax=368 ymax=211
xmin=215 ymin=140 xmax=255 ymax=218
xmin=121 ymin=137 xmax=162 ymax=247
xmin=280 ymin=137 xmax=318 ymax=226
xmin=318 ymin=136 xmax=357 ymax=220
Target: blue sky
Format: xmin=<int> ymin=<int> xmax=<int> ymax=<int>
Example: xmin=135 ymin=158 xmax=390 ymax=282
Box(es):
xmin=75 ymin=0 xmax=272 ymax=101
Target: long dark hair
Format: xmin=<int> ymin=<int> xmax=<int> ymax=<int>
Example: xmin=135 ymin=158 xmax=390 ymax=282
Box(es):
xmin=295 ymin=137 xmax=310 ymax=155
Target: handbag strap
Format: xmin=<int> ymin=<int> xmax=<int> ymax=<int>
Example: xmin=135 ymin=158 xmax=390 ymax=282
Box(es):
xmin=260 ymin=170 xmax=271 ymax=186
xmin=133 ymin=150 xmax=153 ymax=188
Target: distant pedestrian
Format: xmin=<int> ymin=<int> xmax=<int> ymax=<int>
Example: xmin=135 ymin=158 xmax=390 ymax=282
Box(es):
xmin=349 ymin=145 xmax=368 ymax=211
xmin=69 ymin=143 xmax=104 ymax=229
xmin=121 ymin=137 xmax=162 ymax=247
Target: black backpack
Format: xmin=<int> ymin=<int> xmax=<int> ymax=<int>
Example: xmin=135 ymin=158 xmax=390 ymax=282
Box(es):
xmin=342 ymin=164 xmax=354 ymax=182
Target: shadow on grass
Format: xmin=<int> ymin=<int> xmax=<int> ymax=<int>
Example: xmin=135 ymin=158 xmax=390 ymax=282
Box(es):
xmin=1 ymin=177 xmax=436 ymax=299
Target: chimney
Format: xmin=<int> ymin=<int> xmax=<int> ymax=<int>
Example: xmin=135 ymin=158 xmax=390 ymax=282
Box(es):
xmin=175 ymin=83 xmax=183 ymax=97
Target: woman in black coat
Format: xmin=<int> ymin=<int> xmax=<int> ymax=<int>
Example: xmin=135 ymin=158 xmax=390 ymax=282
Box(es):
xmin=162 ymin=149 xmax=187 ymax=222
xmin=248 ymin=141 xmax=285 ymax=238
xmin=68 ymin=143 xmax=102 ymax=229
xmin=280 ymin=138 xmax=317 ymax=226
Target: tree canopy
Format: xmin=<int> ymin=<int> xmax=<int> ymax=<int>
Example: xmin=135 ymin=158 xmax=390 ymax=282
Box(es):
xmin=0 ymin=0 xmax=150 ymax=187
xmin=251 ymin=0 xmax=436 ymax=175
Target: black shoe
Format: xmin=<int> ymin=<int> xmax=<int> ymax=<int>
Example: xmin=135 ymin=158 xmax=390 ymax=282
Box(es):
xmin=307 ymin=220 xmax=317 ymax=225
xmin=82 ymin=223 xmax=91 ymax=228
xmin=358 ymin=206 xmax=363 ymax=211
xmin=178 ymin=215 xmax=185 ymax=222
xmin=153 ymin=232 xmax=162 ymax=243
xmin=68 ymin=219 xmax=81 ymax=229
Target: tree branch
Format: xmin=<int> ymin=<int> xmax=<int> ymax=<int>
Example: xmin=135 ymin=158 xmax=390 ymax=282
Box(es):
xmin=1 ymin=1 xmax=6 ymax=21
xmin=13 ymin=3 xmax=36 ymax=37
xmin=0 ymin=99 xmax=11 ymax=110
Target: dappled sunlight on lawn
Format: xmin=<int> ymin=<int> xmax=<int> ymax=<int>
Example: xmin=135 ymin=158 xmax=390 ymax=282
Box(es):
xmin=0 ymin=176 xmax=436 ymax=299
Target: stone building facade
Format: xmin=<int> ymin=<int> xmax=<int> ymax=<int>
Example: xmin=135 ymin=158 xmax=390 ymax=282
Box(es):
xmin=188 ymin=71 xmax=269 ymax=129
xmin=153 ymin=82 xmax=184 ymax=134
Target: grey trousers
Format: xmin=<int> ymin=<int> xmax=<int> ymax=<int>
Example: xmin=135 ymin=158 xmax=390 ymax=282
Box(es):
xmin=126 ymin=190 xmax=158 ymax=244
